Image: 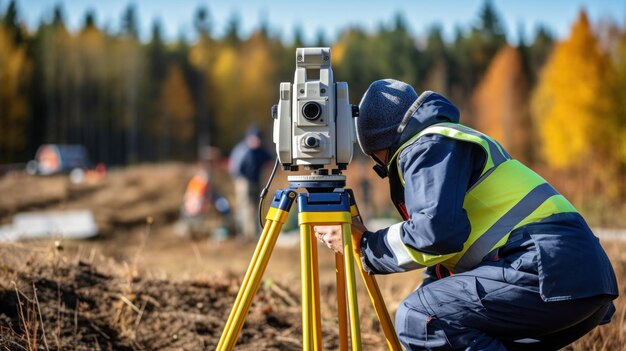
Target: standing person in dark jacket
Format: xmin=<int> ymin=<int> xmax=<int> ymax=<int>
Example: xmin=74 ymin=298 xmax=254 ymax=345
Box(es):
xmin=313 ymin=79 xmax=618 ymax=350
xmin=229 ymin=125 xmax=273 ymax=239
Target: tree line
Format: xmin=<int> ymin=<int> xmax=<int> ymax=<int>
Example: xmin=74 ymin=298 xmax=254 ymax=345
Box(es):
xmin=0 ymin=1 xmax=548 ymax=164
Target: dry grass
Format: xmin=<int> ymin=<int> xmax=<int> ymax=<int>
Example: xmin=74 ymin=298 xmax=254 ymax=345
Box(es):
xmin=0 ymin=240 xmax=306 ymax=350
xmin=0 ymin=238 xmax=624 ymax=350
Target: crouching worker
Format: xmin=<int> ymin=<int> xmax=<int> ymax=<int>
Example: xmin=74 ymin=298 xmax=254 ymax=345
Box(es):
xmin=314 ymin=79 xmax=618 ymax=350
xmin=177 ymin=146 xmax=232 ymax=241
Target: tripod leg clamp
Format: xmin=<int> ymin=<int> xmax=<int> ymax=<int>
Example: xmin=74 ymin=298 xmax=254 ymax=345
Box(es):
xmin=266 ymin=190 xmax=297 ymax=223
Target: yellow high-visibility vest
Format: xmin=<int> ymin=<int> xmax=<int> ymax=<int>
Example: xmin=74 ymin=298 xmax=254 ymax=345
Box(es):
xmin=387 ymin=122 xmax=577 ymax=272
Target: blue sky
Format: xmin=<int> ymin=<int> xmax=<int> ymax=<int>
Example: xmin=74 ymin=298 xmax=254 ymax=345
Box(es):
xmin=8 ymin=0 xmax=626 ymax=44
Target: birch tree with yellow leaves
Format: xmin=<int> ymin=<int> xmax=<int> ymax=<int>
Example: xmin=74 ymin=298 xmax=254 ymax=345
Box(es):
xmin=532 ymin=10 xmax=619 ymax=203
xmin=532 ymin=10 xmax=612 ymax=169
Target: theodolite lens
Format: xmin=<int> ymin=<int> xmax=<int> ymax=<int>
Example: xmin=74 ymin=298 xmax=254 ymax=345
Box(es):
xmin=305 ymin=136 xmax=320 ymax=148
xmin=302 ymin=102 xmax=322 ymax=121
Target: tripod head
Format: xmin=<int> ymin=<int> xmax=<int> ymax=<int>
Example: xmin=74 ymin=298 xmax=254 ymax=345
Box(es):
xmin=287 ymin=173 xmax=346 ymax=193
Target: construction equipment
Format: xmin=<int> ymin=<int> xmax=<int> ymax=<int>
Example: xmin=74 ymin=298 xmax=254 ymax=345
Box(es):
xmin=217 ymin=47 xmax=400 ymax=350
xmin=216 ymin=174 xmax=401 ymax=351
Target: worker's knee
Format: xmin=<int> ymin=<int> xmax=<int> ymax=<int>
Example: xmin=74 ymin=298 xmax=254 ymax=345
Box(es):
xmin=395 ymin=295 xmax=450 ymax=350
xmin=395 ymin=293 xmax=505 ymax=350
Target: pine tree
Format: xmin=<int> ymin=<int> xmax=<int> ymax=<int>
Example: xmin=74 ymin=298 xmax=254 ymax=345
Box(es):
xmin=422 ymin=25 xmax=449 ymax=94
xmin=194 ymin=6 xmax=212 ymax=38
xmin=314 ymin=29 xmax=327 ymax=47
xmin=529 ymin=26 xmax=554 ymax=84
xmin=76 ymin=10 xmax=107 ymax=163
xmin=190 ymin=6 xmax=215 ymax=152
xmin=333 ymin=28 xmax=380 ymax=100
xmin=377 ymin=13 xmax=420 ymax=86
xmin=121 ymin=5 xmax=139 ymax=39
xmin=224 ymin=13 xmax=241 ymax=47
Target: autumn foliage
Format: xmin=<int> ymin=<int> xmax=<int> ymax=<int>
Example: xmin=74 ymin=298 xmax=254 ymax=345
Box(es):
xmin=532 ymin=11 xmax=613 ymax=170
xmin=473 ymin=46 xmax=532 ymax=164
xmin=0 ymin=1 xmax=532 ymax=165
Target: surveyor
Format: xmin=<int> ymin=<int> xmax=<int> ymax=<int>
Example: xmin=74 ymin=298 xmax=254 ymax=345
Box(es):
xmin=229 ymin=125 xmax=273 ymax=239
xmin=314 ymin=79 xmax=618 ymax=350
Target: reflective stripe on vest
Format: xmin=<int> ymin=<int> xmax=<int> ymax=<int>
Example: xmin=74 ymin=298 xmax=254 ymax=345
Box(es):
xmin=387 ymin=122 xmax=577 ymax=273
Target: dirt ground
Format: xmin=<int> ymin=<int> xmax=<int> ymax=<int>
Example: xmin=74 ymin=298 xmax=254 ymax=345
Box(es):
xmin=0 ymin=164 xmax=624 ymax=350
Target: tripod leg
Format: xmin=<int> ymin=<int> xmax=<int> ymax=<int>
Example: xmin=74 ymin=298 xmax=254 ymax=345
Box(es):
xmin=351 ymin=237 xmax=402 ymax=351
xmin=342 ymin=223 xmax=362 ymax=351
xmin=346 ymin=189 xmax=402 ymax=351
xmin=335 ymin=253 xmax=349 ymax=351
xmin=217 ymin=218 xmax=273 ymax=350
xmin=310 ymin=226 xmax=323 ymax=350
xmin=301 ymin=223 xmax=314 ymax=350
xmin=217 ymin=190 xmax=296 ymax=351
xmin=221 ymin=219 xmax=284 ymax=350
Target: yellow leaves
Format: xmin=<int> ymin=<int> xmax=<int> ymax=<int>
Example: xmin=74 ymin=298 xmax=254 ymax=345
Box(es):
xmin=189 ymin=45 xmax=207 ymax=69
xmin=160 ymin=64 xmax=195 ymax=141
xmin=210 ymin=46 xmax=240 ymax=145
xmin=332 ymin=39 xmax=347 ymax=64
xmin=213 ymin=47 xmax=238 ymax=85
xmin=209 ymin=35 xmax=278 ymax=148
xmin=211 ymin=42 xmax=265 ymax=145
xmin=0 ymin=26 xmax=27 ymax=98
xmin=532 ymin=10 xmax=610 ymax=169
xmin=0 ymin=25 xmax=30 ymax=156
xmin=189 ymin=36 xmax=217 ymax=72
xmin=0 ymin=37 xmax=20 ymax=88
xmin=240 ymin=34 xmax=275 ymax=116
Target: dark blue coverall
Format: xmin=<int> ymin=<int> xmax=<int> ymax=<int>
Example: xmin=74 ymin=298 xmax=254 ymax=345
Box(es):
xmin=359 ymin=94 xmax=619 ymax=350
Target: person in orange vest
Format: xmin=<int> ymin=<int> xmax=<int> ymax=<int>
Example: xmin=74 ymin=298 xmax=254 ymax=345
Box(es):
xmin=178 ymin=146 xmax=232 ymax=240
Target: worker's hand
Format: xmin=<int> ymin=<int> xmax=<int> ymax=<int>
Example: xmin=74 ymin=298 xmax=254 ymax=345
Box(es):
xmin=350 ymin=216 xmax=367 ymax=237
xmin=314 ymin=225 xmax=343 ymax=253
xmin=350 ymin=216 xmax=366 ymax=253
xmin=314 ymin=217 xmax=368 ymax=254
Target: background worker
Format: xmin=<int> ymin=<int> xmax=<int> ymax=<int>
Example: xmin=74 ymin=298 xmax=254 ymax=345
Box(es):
xmin=177 ymin=146 xmax=232 ymax=240
xmin=314 ymin=79 xmax=618 ymax=350
xmin=229 ymin=125 xmax=273 ymax=239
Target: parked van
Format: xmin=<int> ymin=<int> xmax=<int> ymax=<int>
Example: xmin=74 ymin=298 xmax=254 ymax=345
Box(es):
xmin=26 ymin=144 xmax=91 ymax=175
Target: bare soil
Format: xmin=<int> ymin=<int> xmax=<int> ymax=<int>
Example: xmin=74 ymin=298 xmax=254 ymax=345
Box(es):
xmin=0 ymin=243 xmax=307 ymax=350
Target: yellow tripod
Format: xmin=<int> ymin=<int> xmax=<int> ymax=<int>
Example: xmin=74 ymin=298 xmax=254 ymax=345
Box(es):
xmin=216 ymin=175 xmax=401 ymax=351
